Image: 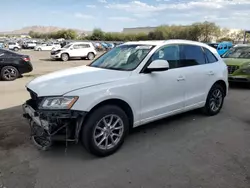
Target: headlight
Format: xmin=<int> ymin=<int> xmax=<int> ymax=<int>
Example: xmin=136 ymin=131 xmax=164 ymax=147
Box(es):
xmin=39 ymin=96 xmax=78 ymax=109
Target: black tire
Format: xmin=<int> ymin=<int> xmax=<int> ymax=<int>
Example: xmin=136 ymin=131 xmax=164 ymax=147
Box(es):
xmin=14 ymin=47 xmax=18 ymax=51
xmin=87 ymin=52 xmax=95 ymax=60
xmin=0 ymin=66 xmax=19 ymax=81
xmin=82 ymin=105 xmax=129 ymax=157
xmin=61 ymin=53 xmax=69 ymax=61
xmin=202 ymin=84 xmax=225 ymax=116
xmin=38 ymin=48 xmax=42 ymax=51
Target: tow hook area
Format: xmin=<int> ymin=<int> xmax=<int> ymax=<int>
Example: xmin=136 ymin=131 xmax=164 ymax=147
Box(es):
xmin=22 ymin=103 xmax=86 ymax=150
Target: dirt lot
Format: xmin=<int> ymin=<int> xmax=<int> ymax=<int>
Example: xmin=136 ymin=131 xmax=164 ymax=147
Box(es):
xmin=0 ymin=51 xmax=250 ymax=188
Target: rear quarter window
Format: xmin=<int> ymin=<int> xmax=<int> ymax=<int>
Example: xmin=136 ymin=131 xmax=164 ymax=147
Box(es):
xmin=203 ymin=47 xmax=218 ymax=63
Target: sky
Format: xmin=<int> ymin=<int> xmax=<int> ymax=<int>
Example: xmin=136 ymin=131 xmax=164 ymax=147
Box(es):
xmin=1 ymin=0 xmax=250 ymax=32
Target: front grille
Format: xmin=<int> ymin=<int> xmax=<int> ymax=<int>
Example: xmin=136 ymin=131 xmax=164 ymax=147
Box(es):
xmin=227 ymin=65 xmax=239 ymax=74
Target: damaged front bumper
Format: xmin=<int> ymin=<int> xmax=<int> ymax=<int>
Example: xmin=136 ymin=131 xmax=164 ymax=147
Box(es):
xmin=22 ymin=99 xmax=87 ymax=149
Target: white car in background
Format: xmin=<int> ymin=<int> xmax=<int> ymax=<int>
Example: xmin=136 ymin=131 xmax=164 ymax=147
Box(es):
xmin=8 ymin=42 xmax=21 ymax=51
xmin=50 ymin=42 xmax=97 ymax=61
xmin=35 ymin=43 xmax=61 ymax=51
xmin=23 ymin=40 xmax=228 ymax=157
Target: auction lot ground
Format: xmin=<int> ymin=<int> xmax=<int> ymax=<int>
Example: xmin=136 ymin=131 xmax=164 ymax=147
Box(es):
xmin=0 ymin=51 xmax=250 ymax=188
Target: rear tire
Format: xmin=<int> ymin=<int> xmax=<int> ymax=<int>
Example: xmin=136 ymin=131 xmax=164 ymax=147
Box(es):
xmin=38 ymin=48 xmax=42 ymax=51
xmin=61 ymin=53 xmax=69 ymax=61
xmin=87 ymin=52 xmax=95 ymax=60
xmin=81 ymin=105 xmax=129 ymax=157
xmin=14 ymin=47 xmax=18 ymax=51
xmin=0 ymin=66 xmax=19 ymax=81
xmin=202 ymin=84 xmax=225 ymax=116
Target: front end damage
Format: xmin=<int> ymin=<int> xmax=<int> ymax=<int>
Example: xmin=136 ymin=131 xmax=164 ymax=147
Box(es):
xmin=22 ymin=90 xmax=86 ymax=150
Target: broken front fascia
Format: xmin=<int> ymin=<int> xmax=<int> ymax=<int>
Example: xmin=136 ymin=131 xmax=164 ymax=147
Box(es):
xmin=23 ymin=99 xmax=86 ymax=143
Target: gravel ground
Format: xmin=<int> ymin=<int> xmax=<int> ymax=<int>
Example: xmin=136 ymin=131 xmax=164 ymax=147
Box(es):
xmin=0 ymin=51 xmax=250 ymax=188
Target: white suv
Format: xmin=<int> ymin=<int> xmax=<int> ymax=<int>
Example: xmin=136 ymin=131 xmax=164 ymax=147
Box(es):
xmin=50 ymin=42 xmax=97 ymax=61
xmin=8 ymin=42 xmax=21 ymax=51
xmin=23 ymin=40 xmax=228 ymax=157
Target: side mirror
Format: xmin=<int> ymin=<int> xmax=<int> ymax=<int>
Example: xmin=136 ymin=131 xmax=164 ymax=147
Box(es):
xmin=145 ymin=59 xmax=169 ymax=73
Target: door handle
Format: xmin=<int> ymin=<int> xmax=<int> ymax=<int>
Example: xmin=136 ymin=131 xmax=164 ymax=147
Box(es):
xmin=177 ymin=76 xmax=185 ymax=81
xmin=207 ymin=71 xmax=215 ymax=76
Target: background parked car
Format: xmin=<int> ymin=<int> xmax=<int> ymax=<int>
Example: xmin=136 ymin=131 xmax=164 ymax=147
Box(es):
xmin=8 ymin=42 xmax=21 ymax=51
xmin=217 ymin=41 xmax=233 ymax=56
xmin=222 ymin=45 xmax=250 ymax=84
xmin=0 ymin=48 xmax=33 ymax=81
xmin=23 ymin=41 xmax=37 ymax=49
xmin=51 ymin=42 xmax=97 ymax=61
xmin=34 ymin=43 xmax=61 ymax=51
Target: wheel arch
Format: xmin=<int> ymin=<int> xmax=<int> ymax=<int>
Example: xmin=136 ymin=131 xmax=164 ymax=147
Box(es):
xmin=83 ymin=98 xmax=134 ymax=130
xmin=211 ymin=80 xmax=227 ymax=97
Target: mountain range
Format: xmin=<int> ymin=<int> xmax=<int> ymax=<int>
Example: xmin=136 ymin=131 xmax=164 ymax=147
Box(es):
xmin=0 ymin=26 xmax=92 ymax=35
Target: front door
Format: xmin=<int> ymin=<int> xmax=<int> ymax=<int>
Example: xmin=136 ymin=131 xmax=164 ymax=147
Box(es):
xmin=140 ymin=45 xmax=185 ymax=124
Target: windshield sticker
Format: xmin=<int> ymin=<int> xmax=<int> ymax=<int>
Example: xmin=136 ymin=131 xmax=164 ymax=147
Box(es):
xmin=135 ymin=45 xmax=152 ymax=50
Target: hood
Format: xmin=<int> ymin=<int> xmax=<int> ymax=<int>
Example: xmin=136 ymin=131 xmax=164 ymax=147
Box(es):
xmin=27 ymin=66 xmax=131 ymax=96
xmin=223 ymin=58 xmax=250 ymax=66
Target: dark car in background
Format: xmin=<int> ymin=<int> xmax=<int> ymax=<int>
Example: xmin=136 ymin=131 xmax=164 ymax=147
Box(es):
xmin=0 ymin=48 xmax=33 ymax=81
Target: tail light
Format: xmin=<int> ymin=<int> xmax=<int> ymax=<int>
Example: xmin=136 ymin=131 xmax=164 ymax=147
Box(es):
xmin=23 ymin=57 xmax=30 ymax=62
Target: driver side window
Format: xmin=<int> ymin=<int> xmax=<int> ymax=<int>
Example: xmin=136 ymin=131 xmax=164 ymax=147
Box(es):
xmin=151 ymin=45 xmax=180 ymax=69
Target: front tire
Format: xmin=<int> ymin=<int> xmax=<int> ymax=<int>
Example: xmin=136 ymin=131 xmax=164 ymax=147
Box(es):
xmin=82 ymin=105 xmax=129 ymax=157
xmin=0 ymin=66 xmax=19 ymax=81
xmin=61 ymin=53 xmax=69 ymax=61
xmin=202 ymin=84 xmax=225 ymax=116
xmin=14 ymin=47 xmax=19 ymax=51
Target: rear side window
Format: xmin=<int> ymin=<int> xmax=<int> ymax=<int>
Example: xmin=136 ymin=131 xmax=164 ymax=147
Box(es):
xmin=179 ymin=45 xmax=206 ymax=67
xmin=203 ymin=47 xmax=218 ymax=63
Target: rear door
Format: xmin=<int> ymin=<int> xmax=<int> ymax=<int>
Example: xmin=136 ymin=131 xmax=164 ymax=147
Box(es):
xmin=79 ymin=43 xmax=91 ymax=57
xmin=179 ymin=44 xmax=208 ymax=109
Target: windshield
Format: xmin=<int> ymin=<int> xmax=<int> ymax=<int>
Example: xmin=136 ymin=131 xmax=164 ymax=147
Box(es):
xmin=222 ymin=47 xmax=250 ymax=59
xmin=90 ymin=44 xmax=155 ymax=71
xmin=63 ymin=44 xmax=71 ymax=48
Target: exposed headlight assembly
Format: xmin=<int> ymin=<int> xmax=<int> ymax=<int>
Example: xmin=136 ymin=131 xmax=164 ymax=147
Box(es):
xmin=39 ymin=96 xmax=78 ymax=109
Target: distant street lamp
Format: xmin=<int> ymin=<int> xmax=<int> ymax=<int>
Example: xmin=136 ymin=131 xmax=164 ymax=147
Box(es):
xmin=243 ymin=30 xmax=250 ymax=44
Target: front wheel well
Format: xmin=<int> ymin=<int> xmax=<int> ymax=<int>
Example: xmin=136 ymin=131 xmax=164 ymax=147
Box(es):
xmin=213 ymin=80 xmax=227 ymax=96
xmin=84 ymin=99 xmax=134 ymax=130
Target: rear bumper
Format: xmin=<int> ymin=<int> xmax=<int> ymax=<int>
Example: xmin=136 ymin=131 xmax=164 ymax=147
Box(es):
xmin=22 ymin=100 xmax=87 ymax=143
xmin=18 ymin=63 xmax=33 ymax=74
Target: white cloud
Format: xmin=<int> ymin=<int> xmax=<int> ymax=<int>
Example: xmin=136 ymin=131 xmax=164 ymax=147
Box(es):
xmin=98 ymin=0 xmax=107 ymax=3
xmin=103 ymin=0 xmax=250 ymax=29
xmin=86 ymin=5 xmax=96 ymax=8
xmin=74 ymin=13 xmax=94 ymax=19
xmin=108 ymin=17 xmax=136 ymax=22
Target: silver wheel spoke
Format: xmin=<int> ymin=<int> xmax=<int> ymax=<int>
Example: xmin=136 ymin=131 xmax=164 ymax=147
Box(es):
xmin=105 ymin=137 xmax=108 ymax=149
xmin=103 ymin=118 xmax=109 ymax=127
xmin=113 ymin=126 xmax=123 ymax=130
xmin=97 ymin=136 xmax=106 ymax=146
xmin=111 ymin=119 xmax=120 ymax=129
xmin=95 ymin=132 xmax=104 ymax=139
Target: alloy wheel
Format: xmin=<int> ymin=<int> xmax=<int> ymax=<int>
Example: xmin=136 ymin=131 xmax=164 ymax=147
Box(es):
xmin=3 ymin=67 xmax=17 ymax=80
xmin=93 ymin=114 xmax=124 ymax=150
xmin=209 ymin=89 xmax=223 ymax=112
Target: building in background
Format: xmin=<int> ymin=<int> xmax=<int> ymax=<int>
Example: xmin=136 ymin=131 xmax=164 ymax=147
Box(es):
xmin=123 ymin=27 xmax=157 ymax=34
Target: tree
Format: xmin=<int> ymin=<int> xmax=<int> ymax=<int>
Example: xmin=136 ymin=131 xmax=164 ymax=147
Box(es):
xmin=90 ymin=28 xmax=105 ymax=40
